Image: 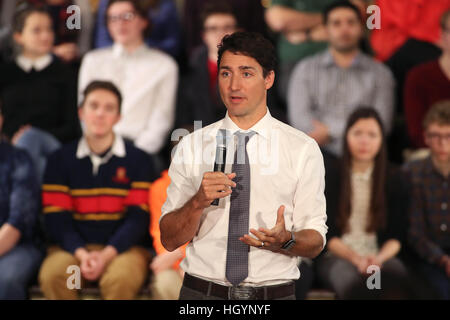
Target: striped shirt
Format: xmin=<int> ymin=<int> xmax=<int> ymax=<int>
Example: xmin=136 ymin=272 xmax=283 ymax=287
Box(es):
xmin=287 ymin=49 xmax=395 ymax=156
xmin=42 ymin=136 xmax=157 ymax=254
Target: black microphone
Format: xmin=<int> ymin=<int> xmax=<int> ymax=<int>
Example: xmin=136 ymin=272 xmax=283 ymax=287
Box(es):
xmin=211 ymin=129 xmax=227 ymax=206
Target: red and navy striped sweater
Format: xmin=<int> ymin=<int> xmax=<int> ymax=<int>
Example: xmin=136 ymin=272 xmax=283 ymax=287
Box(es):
xmin=42 ymin=139 xmax=157 ymax=254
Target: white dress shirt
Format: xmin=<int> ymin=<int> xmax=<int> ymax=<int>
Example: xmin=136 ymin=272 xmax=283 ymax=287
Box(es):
xmin=161 ymin=109 xmax=328 ymax=287
xmin=78 ymin=43 xmax=178 ymax=154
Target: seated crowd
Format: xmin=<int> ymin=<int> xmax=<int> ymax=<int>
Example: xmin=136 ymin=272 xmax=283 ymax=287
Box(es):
xmin=0 ymin=0 xmax=449 ymax=300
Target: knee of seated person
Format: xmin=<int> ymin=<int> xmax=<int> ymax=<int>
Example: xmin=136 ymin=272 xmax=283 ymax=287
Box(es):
xmin=99 ymin=272 xmax=144 ymax=299
xmin=100 ymin=266 xmax=145 ymax=288
xmin=38 ymin=257 xmax=76 ymax=286
xmin=0 ymin=267 xmax=27 ymax=287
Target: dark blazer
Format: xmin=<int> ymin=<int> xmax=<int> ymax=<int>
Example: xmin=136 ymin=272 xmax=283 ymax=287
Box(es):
xmin=324 ymin=155 xmax=410 ymax=249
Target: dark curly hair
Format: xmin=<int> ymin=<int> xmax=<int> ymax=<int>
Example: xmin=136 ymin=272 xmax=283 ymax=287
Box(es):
xmin=217 ymin=31 xmax=276 ymax=78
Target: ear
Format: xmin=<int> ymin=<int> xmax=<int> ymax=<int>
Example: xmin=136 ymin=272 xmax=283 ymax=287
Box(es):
xmin=78 ymin=106 xmax=84 ymax=123
xmin=13 ymin=32 xmax=23 ymax=46
xmin=264 ymin=70 xmax=275 ymax=90
xmin=113 ymin=113 xmax=121 ymax=126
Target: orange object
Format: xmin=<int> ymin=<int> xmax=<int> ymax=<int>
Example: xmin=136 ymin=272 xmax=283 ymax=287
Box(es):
xmin=149 ymin=170 xmax=187 ymax=270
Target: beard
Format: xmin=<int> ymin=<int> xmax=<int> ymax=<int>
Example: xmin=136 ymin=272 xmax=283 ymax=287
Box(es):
xmin=331 ymin=37 xmax=360 ymax=54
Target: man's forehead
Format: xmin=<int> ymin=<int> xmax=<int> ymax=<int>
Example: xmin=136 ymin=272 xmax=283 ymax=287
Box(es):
xmin=328 ymin=8 xmax=360 ymax=21
xmin=219 ymin=51 xmax=261 ymax=70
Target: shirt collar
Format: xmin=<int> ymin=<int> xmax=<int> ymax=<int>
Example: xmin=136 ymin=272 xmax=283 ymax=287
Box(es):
xmin=425 ymin=155 xmax=449 ymax=180
xmin=112 ymin=42 xmax=147 ymax=58
xmin=220 ymin=108 xmax=273 ymax=140
xmin=321 ymin=49 xmax=366 ymax=70
xmin=16 ymin=54 xmax=53 ymax=73
xmin=76 ymin=134 xmax=126 ymax=160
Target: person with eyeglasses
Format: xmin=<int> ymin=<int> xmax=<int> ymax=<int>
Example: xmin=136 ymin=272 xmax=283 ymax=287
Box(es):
xmin=78 ymin=0 xmax=178 ymax=161
xmin=93 ymin=0 xmax=181 ymax=57
xmin=175 ymin=2 xmax=238 ymax=132
xmin=404 ymin=9 xmax=450 ymax=149
xmin=404 ymin=101 xmax=450 ymax=300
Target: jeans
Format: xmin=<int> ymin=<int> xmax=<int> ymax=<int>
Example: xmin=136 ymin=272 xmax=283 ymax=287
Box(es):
xmin=15 ymin=127 xmax=61 ymax=184
xmin=0 ymin=243 xmax=43 ymax=300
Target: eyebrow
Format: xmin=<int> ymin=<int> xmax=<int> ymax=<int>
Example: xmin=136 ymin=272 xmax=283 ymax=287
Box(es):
xmin=219 ymin=65 xmax=257 ymax=71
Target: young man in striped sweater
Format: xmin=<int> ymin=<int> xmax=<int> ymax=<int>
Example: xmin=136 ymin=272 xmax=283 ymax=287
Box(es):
xmin=39 ymin=80 xmax=157 ymax=300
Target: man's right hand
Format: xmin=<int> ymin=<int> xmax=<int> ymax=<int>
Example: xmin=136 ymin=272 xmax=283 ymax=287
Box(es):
xmin=192 ymin=172 xmax=236 ymax=210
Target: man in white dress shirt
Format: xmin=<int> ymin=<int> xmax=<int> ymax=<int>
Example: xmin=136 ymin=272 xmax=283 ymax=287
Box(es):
xmin=78 ymin=0 xmax=178 ymax=156
xmin=160 ymin=32 xmax=327 ymax=300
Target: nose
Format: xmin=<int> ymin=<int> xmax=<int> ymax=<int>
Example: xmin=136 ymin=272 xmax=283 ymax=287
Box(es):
xmin=229 ymin=74 xmax=241 ymax=91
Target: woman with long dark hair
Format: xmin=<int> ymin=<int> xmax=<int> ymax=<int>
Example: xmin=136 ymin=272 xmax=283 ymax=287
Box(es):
xmin=316 ymin=107 xmax=411 ymax=299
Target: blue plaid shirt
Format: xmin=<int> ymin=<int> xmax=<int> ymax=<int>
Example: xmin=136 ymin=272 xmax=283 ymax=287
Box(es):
xmin=0 ymin=141 xmax=40 ymax=244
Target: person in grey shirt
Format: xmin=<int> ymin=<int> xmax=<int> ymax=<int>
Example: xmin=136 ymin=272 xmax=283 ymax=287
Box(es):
xmin=287 ymin=1 xmax=395 ymax=156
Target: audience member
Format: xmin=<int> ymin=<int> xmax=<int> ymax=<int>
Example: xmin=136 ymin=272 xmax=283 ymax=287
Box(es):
xmin=403 ymin=10 xmax=450 ymax=149
xmin=94 ymin=0 xmax=181 ymax=57
xmin=39 ymin=81 xmax=157 ymax=299
xmin=175 ymin=2 xmax=237 ymax=131
xmin=404 ymin=101 xmax=450 ymax=300
xmin=265 ymin=0 xmax=343 ymax=101
xmin=149 ymin=168 xmax=186 ymax=300
xmin=0 ymin=0 xmax=94 ymax=64
xmin=317 ymin=107 xmax=411 ymax=299
xmin=288 ymin=1 xmax=394 ymax=157
xmin=182 ymin=0 xmax=266 ymax=57
xmin=370 ymin=0 xmax=450 ymax=62
xmin=0 ymin=5 xmax=81 ymax=181
xmin=79 ymin=0 xmax=178 ymax=157
xmin=0 ymin=105 xmax=43 ymax=300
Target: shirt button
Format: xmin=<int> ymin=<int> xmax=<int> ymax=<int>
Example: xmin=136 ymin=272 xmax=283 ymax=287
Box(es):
xmin=441 ymin=224 xmax=448 ymax=232
xmin=442 ymin=203 xmax=448 ymax=210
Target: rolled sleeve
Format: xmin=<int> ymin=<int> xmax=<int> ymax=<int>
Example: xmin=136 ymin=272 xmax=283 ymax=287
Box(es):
xmin=292 ymin=140 xmax=328 ymax=249
xmin=160 ymin=137 xmax=196 ymax=223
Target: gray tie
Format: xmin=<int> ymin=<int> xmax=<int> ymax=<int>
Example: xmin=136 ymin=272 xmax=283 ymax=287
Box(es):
xmin=225 ymin=131 xmax=256 ymax=286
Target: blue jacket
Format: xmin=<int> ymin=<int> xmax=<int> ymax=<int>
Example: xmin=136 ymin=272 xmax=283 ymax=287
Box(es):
xmin=0 ymin=141 xmax=40 ymax=245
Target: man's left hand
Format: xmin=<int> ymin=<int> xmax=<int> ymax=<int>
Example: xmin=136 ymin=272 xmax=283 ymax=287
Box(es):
xmin=240 ymin=205 xmax=291 ymax=253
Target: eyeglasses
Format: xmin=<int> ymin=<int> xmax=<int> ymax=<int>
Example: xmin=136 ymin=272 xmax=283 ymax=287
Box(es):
xmin=425 ymin=132 xmax=450 ymax=143
xmin=203 ymin=25 xmax=237 ymax=34
xmin=107 ymin=12 xmax=137 ymax=24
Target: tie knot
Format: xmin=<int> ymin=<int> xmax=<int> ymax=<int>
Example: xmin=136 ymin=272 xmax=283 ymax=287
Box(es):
xmin=235 ymin=131 xmax=256 ymax=147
